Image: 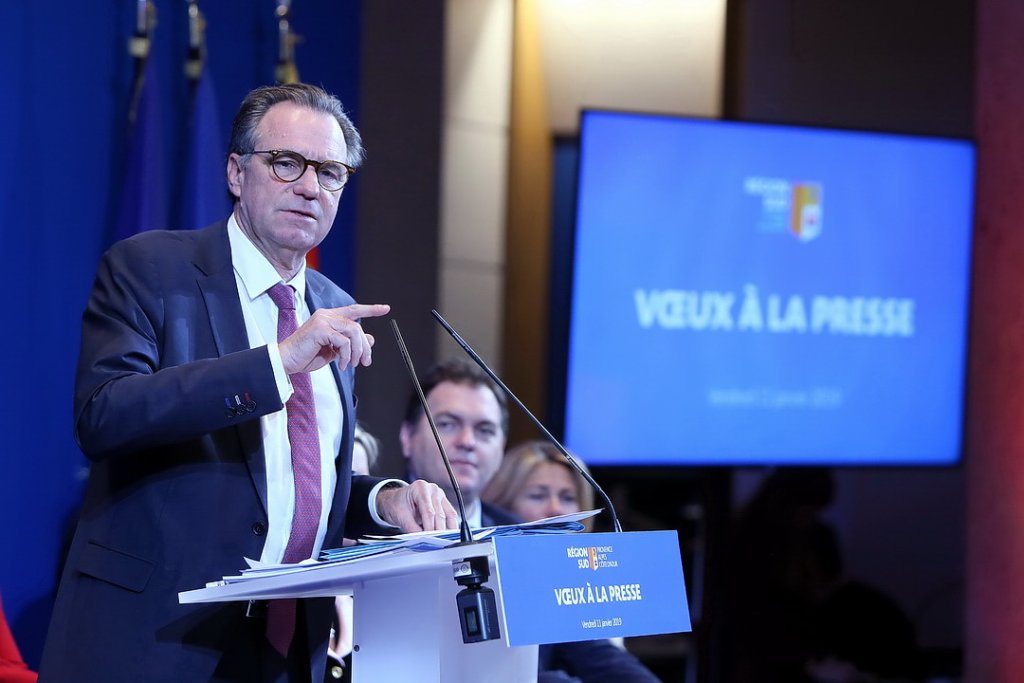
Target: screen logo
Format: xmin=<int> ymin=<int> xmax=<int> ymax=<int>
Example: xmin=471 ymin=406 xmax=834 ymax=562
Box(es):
xmin=745 ymin=177 xmax=824 ymax=242
xmin=791 ymin=182 xmax=823 ymax=241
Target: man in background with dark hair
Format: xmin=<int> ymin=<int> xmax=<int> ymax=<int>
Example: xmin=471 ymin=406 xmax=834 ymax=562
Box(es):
xmin=39 ymin=83 xmax=457 ymax=683
xmin=400 ymin=359 xmax=516 ymax=528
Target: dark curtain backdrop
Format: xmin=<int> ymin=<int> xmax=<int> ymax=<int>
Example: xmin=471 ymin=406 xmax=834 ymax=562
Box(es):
xmin=0 ymin=0 xmax=362 ymax=666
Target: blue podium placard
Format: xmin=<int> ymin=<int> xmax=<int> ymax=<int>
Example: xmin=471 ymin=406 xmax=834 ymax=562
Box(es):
xmin=492 ymin=530 xmax=691 ymax=646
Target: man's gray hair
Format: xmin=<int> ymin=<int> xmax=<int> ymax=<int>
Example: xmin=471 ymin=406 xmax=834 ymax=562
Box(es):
xmin=229 ymin=83 xmax=365 ymax=166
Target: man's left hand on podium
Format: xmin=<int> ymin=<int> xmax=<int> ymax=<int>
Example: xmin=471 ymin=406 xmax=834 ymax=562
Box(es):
xmin=376 ymin=480 xmax=460 ymax=532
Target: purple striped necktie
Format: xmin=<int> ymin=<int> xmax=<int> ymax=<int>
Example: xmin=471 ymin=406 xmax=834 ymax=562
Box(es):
xmin=265 ymin=282 xmax=323 ymax=656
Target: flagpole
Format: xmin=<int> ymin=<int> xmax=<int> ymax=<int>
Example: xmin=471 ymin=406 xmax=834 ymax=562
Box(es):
xmin=275 ymin=0 xmax=300 ymax=85
xmin=180 ymin=0 xmax=230 ymax=230
xmin=185 ymin=0 xmax=206 ymax=85
xmin=128 ymin=0 xmax=156 ymax=124
xmin=114 ymin=0 xmax=168 ymax=240
xmin=274 ymin=0 xmax=318 ymax=267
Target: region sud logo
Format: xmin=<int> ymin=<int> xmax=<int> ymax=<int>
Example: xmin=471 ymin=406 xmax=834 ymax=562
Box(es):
xmin=744 ymin=176 xmax=823 ymax=242
xmin=567 ymin=545 xmax=616 ymax=571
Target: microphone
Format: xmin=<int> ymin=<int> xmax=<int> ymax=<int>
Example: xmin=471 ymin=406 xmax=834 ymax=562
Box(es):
xmin=390 ymin=319 xmax=475 ymax=545
xmin=430 ymin=309 xmax=623 ymax=533
xmin=391 ymin=319 xmax=501 ymax=644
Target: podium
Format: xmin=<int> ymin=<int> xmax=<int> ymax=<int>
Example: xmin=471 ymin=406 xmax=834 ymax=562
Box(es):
xmin=179 ymin=530 xmax=690 ymax=683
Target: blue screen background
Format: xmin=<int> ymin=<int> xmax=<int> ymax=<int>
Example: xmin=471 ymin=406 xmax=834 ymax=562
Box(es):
xmin=564 ymin=112 xmax=975 ymax=466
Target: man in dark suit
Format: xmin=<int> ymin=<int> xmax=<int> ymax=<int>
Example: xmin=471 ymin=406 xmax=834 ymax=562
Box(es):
xmin=399 ymin=360 xmax=660 ymax=683
xmin=400 ymin=359 xmax=511 ymax=530
xmin=39 ymin=83 xmax=458 ymax=683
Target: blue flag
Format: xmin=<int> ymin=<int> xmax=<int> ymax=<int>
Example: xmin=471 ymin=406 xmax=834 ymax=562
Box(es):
xmin=113 ymin=55 xmax=168 ymax=241
xmin=180 ymin=69 xmax=229 ymax=229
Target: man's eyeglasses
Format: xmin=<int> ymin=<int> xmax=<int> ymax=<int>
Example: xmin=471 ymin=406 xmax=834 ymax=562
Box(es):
xmin=248 ymin=149 xmax=356 ymax=192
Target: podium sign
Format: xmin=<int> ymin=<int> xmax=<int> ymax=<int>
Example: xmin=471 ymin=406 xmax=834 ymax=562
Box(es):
xmin=492 ymin=530 xmax=690 ymax=646
xmin=179 ymin=529 xmax=690 ymax=682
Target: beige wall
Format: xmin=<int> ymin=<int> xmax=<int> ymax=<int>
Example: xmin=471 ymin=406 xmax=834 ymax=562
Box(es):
xmin=503 ymin=0 xmax=727 ymax=439
xmin=438 ymin=0 xmax=515 ymax=368
xmin=436 ymin=0 xmax=728 ymax=438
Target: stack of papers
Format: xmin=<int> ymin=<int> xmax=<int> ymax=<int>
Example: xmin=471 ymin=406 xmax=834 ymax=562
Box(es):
xmin=223 ymin=509 xmax=600 ymax=585
xmin=321 ymin=508 xmax=598 ymax=562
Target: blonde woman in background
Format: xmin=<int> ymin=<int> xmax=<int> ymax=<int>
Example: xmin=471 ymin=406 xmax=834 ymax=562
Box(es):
xmin=483 ymin=440 xmax=595 ymax=530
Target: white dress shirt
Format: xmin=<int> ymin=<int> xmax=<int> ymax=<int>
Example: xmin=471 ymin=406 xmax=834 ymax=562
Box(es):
xmin=228 ymin=216 xmax=345 ymax=564
xmin=227 ymin=216 xmax=403 ymax=562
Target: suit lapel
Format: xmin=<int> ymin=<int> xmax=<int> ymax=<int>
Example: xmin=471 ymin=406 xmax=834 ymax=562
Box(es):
xmin=189 ymin=228 xmax=356 ymax=537
xmin=193 ymin=222 xmax=269 ymax=517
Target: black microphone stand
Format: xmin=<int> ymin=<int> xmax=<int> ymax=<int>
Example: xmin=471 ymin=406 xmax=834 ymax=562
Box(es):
xmin=390 ymin=320 xmax=474 ymax=545
xmin=390 ymin=320 xmax=500 ymax=643
xmin=431 ymin=309 xmax=624 ymax=533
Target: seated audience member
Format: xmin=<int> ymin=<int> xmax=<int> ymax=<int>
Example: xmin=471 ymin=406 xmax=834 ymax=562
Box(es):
xmin=805 ymin=580 xmax=924 ymax=683
xmin=0 ymin=594 xmax=36 ymax=683
xmin=727 ymin=468 xmax=842 ymax=683
xmin=728 ymin=468 xmax=923 ymax=683
xmin=325 ymin=424 xmax=381 ymax=682
xmin=400 ymin=360 xmax=660 ymax=683
xmin=483 ymin=440 xmax=595 ymax=530
xmin=349 ymin=424 xmax=379 ymax=482
xmin=399 ymin=359 xmax=518 ymax=528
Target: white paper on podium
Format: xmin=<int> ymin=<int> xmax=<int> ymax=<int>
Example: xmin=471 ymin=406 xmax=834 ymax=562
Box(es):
xmin=197 ymin=509 xmax=601 ymax=590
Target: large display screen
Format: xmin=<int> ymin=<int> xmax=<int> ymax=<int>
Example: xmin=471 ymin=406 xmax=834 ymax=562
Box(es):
xmin=563 ymin=111 xmax=976 ymax=466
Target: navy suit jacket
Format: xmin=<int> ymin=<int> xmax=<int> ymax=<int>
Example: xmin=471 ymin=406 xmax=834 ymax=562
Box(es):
xmin=39 ymin=222 xmax=389 ymax=683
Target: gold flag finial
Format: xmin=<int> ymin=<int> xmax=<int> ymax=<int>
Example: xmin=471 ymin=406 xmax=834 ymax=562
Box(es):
xmin=275 ymin=0 xmax=301 ymax=85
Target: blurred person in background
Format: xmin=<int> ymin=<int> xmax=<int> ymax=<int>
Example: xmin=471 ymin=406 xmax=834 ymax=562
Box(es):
xmin=483 ymin=440 xmax=595 ymax=530
xmin=324 ymin=424 xmax=381 ymax=682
